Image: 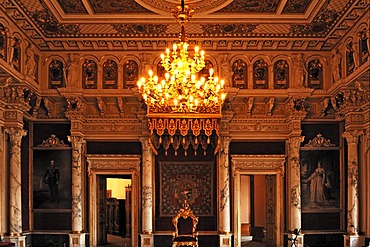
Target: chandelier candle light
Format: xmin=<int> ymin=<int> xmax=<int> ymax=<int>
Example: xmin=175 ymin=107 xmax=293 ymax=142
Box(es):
xmin=137 ymin=0 xmax=227 ymax=114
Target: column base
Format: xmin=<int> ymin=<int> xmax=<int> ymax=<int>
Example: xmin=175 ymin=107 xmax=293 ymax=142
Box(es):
xmin=219 ymin=233 xmax=232 ymax=247
xmin=140 ymin=233 xmax=153 ymax=247
xmin=344 ymin=234 xmax=365 ymax=247
xmin=4 ymin=235 xmax=26 ymax=247
xmin=69 ymin=233 xmax=86 ymax=247
xmin=365 ymin=236 xmax=370 ymax=246
xmin=287 ymin=233 xmax=304 ymax=247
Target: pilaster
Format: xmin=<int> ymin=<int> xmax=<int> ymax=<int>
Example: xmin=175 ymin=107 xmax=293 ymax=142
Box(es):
xmin=140 ymin=137 xmax=154 ymax=247
xmin=67 ymin=135 xmax=86 ymax=240
xmin=286 ymin=136 xmax=304 ymax=247
xmin=342 ymin=130 xmax=365 ymax=247
xmin=0 ymin=127 xmax=4 ymax=239
xmin=218 ymin=136 xmax=231 ymax=247
xmin=4 ymin=127 xmax=27 ymax=237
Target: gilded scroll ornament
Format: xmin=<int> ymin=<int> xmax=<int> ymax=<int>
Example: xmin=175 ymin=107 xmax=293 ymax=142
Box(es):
xmin=304 ymin=133 xmax=335 ymax=147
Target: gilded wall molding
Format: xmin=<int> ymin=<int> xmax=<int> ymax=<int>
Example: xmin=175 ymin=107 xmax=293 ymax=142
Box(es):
xmin=86 ymin=154 xmax=141 ymax=176
xmin=231 ymin=154 xmax=285 ymax=175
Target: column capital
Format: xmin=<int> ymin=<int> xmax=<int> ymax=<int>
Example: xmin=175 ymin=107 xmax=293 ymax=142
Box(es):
xmin=139 ymin=136 xmax=151 ymax=151
xmin=342 ymin=130 xmax=363 ymax=144
xmin=219 ymin=136 xmax=231 ymax=154
xmin=67 ymin=135 xmax=85 ymax=147
xmin=287 ymin=136 xmax=305 ymax=151
xmin=5 ymin=127 xmax=27 ymax=144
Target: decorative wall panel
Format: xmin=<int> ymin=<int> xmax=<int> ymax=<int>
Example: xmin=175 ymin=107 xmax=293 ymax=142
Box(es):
xmin=159 ymin=161 xmax=214 ymax=217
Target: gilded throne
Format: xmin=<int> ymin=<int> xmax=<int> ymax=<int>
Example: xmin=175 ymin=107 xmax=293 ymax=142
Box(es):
xmin=172 ymin=202 xmax=199 ymax=247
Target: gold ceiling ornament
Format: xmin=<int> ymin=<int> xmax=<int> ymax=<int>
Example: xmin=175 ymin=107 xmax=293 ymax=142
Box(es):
xmin=137 ymin=0 xmax=227 ymax=115
xmin=137 ymin=0 xmax=227 ymax=155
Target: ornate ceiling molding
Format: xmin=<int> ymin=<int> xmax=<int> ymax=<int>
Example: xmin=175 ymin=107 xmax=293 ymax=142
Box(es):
xmin=0 ymin=0 xmax=367 ymax=51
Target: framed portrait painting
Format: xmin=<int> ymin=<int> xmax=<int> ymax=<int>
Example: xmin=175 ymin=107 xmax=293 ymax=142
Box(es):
xmin=300 ymin=149 xmax=343 ymax=231
xmin=33 ymin=149 xmax=72 ymax=210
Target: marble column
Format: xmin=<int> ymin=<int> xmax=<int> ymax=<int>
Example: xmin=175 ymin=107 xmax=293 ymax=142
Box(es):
xmin=5 ymin=128 xmax=26 ymax=236
xmin=140 ymin=137 xmax=154 ymax=247
xmin=0 ymin=128 xmax=4 ymax=238
xmin=343 ymin=130 xmax=364 ymax=247
xmin=219 ymin=136 xmax=232 ymax=247
xmin=4 ymin=128 xmax=26 ymax=247
xmin=286 ymin=136 xmax=304 ymax=247
xmin=68 ymin=135 xmax=86 ymax=247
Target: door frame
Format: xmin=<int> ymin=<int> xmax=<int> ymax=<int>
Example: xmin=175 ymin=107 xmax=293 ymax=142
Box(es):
xmin=86 ymin=154 xmax=141 ymax=247
xmin=231 ymin=155 xmax=285 ymax=247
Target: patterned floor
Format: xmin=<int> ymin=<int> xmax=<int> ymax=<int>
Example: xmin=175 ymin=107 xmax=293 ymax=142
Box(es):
xmin=241 ymin=240 xmax=266 ymax=247
xmin=98 ymin=234 xmax=132 ymax=247
xmin=99 ymin=234 xmax=265 ymax=247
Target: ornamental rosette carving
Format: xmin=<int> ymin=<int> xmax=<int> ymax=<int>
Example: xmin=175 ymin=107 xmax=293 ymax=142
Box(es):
xmin=288 ymin=97 xmax=307 ymax=113
xmin=66 ymin=97 xmax=84 ymax=113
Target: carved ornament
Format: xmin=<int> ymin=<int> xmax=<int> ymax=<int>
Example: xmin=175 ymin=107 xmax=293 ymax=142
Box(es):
xmin=231 ymin=155 xmax=285 ymax=175
xmin=37 ymin=134 xmax=69 ymax=147
xmin=304 ymin=133 xmax=335 ymax=147
xmin=86 ymin=154 xmax=141 ymax=176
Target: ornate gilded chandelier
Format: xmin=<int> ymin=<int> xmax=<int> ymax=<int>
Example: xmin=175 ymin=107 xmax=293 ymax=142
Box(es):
xmin=137 ymin=0 xmax=227 ymax=156
xmin=137 ymin=0 xmax=227 ymax=114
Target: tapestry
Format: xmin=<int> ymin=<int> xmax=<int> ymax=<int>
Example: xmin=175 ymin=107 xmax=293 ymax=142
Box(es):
xmin=159 ymin=161 xmax=214 ymax=217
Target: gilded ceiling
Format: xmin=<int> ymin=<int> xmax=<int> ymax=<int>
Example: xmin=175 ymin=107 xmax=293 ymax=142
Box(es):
xmin=0 ymin=0 xmax=369 ymax=51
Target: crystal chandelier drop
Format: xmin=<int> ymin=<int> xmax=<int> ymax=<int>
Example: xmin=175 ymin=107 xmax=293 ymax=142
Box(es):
xmin=137 ymin=0 xmax=227 ymax=114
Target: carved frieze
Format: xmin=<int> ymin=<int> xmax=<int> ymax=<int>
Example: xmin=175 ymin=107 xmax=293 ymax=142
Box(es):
xmin=83 ymin=121 xmax=141 ymax=134
xmin=112 ymin=24 xmax=167 ymax=36
xmin=290 ymin=8 xmax=338 ymax=36
xmin=86 ymin=154 xmax=141 ymax=175
xmin=231 ymin=155 xmax=285 ymax=175
xmin=332 ymin=81 xmax=369 ymax=116
xmin=31 ymin=9 xmax=80 ymax=36
xmin=4 ymin=111 xmax=17 ymax=120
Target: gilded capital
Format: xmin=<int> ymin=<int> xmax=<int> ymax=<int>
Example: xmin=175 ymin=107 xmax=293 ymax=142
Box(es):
xmin=342 ymin=130 xmax=363 ymax=144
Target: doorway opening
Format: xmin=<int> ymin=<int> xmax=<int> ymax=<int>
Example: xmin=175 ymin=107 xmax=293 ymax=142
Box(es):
xmin=232 ymin=155 xmax=285 ymax=247
xmin=97 ymin=175 xmax=132 ymax=247
xmin=87 ymin=154 xmax=140 ymax=247
xmin=240 ymin=175 xmax=270 ymax=247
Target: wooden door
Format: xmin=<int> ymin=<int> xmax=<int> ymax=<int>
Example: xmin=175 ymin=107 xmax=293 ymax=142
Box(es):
xmin=97 ymin=175 xmax=107 ymax=245
xmin=265 ymin=175 xmax=276 ymax=247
